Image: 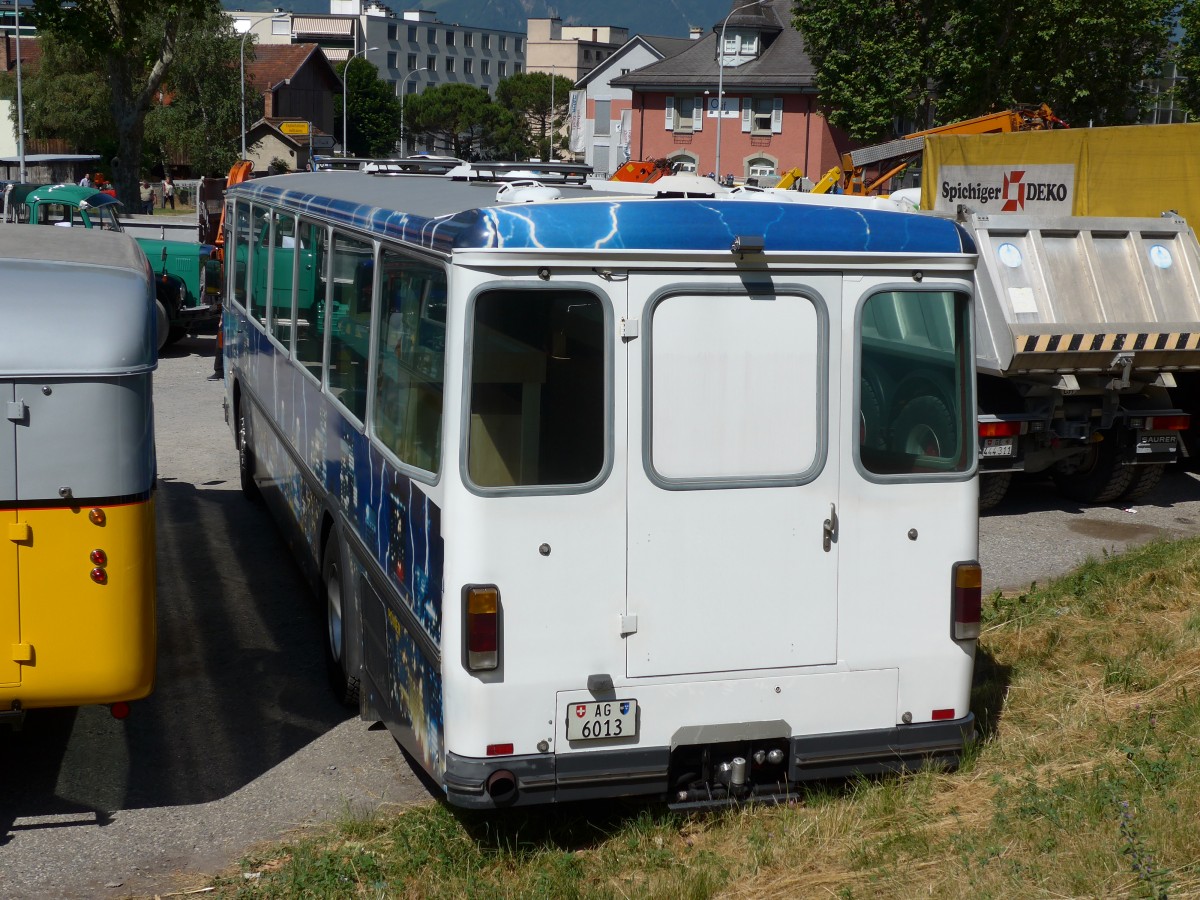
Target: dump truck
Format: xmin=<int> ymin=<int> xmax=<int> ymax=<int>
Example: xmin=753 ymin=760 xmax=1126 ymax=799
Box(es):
xmin=915 ymin=123 xmax=1200 ymax=506
xmin=950 ymin=208 xmax=1200 ymax=508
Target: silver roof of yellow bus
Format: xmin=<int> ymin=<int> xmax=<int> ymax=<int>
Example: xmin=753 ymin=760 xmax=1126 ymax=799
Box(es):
xmin=0 ymin=227 xmax=156 ymax=375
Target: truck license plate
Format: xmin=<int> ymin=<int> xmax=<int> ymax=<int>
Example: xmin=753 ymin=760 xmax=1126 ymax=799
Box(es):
xmin=981 ymin=437 xmax=1015 ymax=457
xmin=1136 ymin=434 xmax=1177 ymax=455
xmin=566 ymin=699 xmax=638 ymax=741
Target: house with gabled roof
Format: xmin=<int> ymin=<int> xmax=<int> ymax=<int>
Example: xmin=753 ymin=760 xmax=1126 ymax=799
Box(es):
xmin=243 ymin=43 xmax=342 ymax=173
xmin=573 ymin=32 xmax=696 ymax=178
xmin=609 ymin=0 xmax=850 ymax=186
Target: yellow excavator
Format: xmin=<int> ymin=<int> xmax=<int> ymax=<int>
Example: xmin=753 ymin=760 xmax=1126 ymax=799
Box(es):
xmin=808 ymin=103 xmax=1066 ymax=196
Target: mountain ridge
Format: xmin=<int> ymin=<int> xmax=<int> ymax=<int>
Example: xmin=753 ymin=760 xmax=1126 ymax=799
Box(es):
xmin=224 ymin=0 xmax=736 ymax=40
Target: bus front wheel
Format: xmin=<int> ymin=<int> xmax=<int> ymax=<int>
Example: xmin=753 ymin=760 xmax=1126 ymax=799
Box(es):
xmin=323 ymin=534 xmax=360 ymax=708
xmin=155 ymin=300 xmax=169 ymax=352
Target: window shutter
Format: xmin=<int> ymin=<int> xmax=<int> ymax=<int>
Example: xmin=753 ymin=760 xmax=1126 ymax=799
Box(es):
xmin=772 ymin=97 xmax=783 ymax=133
xmin=693 ymin=96 xmax=704 ymax=131
xmin=665 ymin=96 xmax=674 ymax=130
xmin=741 ymin=98 xmax=752 ymax=133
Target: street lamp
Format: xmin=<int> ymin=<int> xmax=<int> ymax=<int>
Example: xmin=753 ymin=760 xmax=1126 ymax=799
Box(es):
xmin=239 ymin=13 xmax=290 ymax=161
xmin=398 ymin=67 xmax=428 ymax=156
xmin=342 ymin=46 xmax=380 ymax=157
xmin=714 ymin=0 xmax=767 ymax=184
xmin=14 ymin=0 xmax=26 ymax=182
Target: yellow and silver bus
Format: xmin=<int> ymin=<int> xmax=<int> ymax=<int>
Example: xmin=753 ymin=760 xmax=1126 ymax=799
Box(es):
xmin=1 ymin=228 xmax=157 ymax=725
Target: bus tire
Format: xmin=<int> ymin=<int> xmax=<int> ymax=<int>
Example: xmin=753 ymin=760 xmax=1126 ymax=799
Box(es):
xmin=979 ymin=472 xmax=1012 ymax=511
xmin=1051 ymin=431 xmax=1133 ymax=503
xmin=238 ymin=410 xmax=260 ymax=501
xmin=1122 ymin=464 xmax=1165 ymax=502
xmin=322 ymin=534 xmax=360 ymax=708
xmin=155 ymin=299 xmax=169 ymax=352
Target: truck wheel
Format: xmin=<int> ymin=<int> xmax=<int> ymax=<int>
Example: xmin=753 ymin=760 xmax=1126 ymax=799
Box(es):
xmin=1051 ymin=431 xmax=1133 ymax=503
xmin=323 ymin=533 xmax=360 ymax=708
xmin=1122 ymin=464 xmax=1165 ymax=502
xmin=155 ymin=300 xmax=169 ymax=352
xmin=238 ymin=409 xmax=260 ymax=502
xmin=860 ymin=378 xmax=885 ymax=451
xmin=979 ymin=472 xmax=1012 ymax=511
xmin=890 ymin=395 xmax=957 ymax=460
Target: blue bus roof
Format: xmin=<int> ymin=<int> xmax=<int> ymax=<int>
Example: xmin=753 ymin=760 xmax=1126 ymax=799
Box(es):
xmin=228 ymin=172 xmax=976 ymax=258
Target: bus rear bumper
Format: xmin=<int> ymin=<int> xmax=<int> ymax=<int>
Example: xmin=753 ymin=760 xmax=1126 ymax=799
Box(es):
xmin=443 ymin=714 xmax=975 ymax=809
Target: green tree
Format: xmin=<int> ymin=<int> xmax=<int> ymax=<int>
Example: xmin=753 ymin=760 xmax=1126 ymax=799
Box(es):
xmin=144 ymin=5 xmax=247 ymax=176
xmin=494 ymin=71 xmax=575 ymax=160
xmin=794 ymin=0 xmax=1180 ymax=142
xmin=1175 ymin=0 xmax=1200 ymax=117
xmin=403 ymin=82 xmax=514 ymax=158
xmin=29 ymin=0 xmax=217 ymax=208
xmin=0 ymin=31 xmax=115 ymax=157
xmin=338 ymin=56 xmax=401 ymax=157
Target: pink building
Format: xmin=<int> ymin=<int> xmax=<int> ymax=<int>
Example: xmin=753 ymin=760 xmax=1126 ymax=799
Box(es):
xmin=608 ymin=0 xmax=850 ymax=186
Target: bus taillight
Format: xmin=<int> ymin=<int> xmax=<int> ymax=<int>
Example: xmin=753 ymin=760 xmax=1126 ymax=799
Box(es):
xmin=465 ymin=585 xmax=500 ymax=671
xmin=952 ymin=562 xmax=982 ymax=641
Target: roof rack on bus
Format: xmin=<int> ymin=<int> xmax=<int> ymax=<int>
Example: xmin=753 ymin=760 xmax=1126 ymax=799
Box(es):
xmin=310 ymin=155 xmax=464 ymax=175
xmin=448 ymin=160 xmax=594 ymax=185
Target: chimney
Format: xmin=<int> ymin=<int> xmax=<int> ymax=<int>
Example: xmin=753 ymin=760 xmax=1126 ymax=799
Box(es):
xmin=689 ymin=27 xmax=702 ymax=40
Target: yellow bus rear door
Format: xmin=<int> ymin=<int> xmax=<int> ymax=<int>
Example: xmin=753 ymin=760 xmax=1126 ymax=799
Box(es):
xmin=2 ymin=387 xmax=21 ymax=687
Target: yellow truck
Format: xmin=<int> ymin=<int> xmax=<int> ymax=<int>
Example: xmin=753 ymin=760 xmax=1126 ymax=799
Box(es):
xmin=920 ymin=122 xmax=1200 ymax=225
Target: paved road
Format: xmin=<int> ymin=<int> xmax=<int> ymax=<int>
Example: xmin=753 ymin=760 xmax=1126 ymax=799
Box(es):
xmin=980 ymin=465 xmax=1200 ymax=592
xmin=1 ymin=334 xmax=427 ymax=900
xmin=5 ymin=332 xmax=1200 ymax=897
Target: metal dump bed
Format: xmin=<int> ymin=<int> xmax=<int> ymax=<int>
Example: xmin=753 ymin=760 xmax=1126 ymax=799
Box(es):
xmin=963 ymin=211 xmax=1200 ymax=377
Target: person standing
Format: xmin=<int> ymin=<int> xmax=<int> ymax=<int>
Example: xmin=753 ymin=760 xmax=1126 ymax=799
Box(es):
xmin=78 ymin=173 xmax=92 ymax=188
xmin=139 ymin=181 xmax=154 ymax=215
xmin=161 ymin=174 xmax=175 ymax=210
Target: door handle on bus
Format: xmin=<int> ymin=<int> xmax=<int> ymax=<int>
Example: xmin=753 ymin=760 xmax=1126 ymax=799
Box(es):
xmin=823 ymin=503 xmax=838 ymax=552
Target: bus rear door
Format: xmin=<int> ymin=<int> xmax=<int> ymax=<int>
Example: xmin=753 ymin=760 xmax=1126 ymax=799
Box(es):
xmin=2 ymin=378 xmax=19 ymax=689
xmin=625 ymin=274 xmax=842 ymax=677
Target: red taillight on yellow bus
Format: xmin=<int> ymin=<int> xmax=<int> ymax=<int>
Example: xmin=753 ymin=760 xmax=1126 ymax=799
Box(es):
xmin=952 ymin=561 xmax=982 ymax=641
xmin=464 ymin=585 xmax=500 ymax=671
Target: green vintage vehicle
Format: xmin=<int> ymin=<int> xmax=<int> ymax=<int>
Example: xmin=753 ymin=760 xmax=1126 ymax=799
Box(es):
xmin=12 ymin=183 xmax=221 ymax=348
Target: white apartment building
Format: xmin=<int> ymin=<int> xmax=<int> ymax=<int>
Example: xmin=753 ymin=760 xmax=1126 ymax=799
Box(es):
xmin=229 ymin=4 xmax=527 ymax=101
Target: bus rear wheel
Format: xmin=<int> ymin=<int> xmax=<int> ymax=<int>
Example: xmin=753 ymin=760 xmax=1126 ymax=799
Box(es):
xmin=323 ymin=534 xmax=360 ymax=708
xmin=238 ymin=410 xmax=260 ymax=501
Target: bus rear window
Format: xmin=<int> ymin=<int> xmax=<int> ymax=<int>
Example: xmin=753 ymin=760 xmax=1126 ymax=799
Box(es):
xmin=859 ymin=290 xmax=972 ymax=476
xmin=468 ymin=289 xmax=606 ymax=489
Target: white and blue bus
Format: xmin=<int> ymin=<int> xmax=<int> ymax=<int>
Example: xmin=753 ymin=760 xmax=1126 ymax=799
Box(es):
xmin=220 ymin=172 xmax=982 ymax=808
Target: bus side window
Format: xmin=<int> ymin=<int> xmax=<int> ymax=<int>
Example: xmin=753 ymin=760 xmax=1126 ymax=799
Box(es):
xmin=294 ymin=220 xmax=327 ymax=381
xmin=248 ymin=205 xmax=270 ymax=326
xmin=268 ymin=212 xmax=297 ymax=351
xmin=327 ymin=230 xmax=373 ymax=421
xmin=373 ymin=249 xmax=445 ymax=473
xmin=232 ymin=201 xmax=250 ymax=306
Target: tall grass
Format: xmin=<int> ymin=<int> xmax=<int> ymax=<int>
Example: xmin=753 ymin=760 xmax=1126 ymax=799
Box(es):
xmin=216 ymin=538 xmax=1200 ymax=899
